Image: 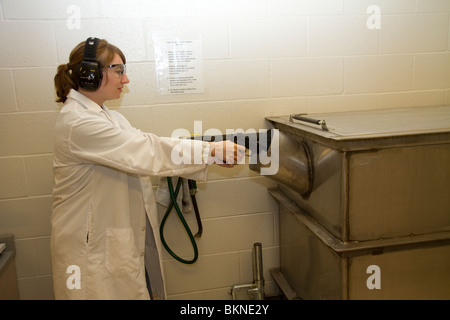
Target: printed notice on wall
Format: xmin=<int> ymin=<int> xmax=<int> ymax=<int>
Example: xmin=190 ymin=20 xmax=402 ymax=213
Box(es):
xmin=154 ymin=39 xmax=204 ymax=95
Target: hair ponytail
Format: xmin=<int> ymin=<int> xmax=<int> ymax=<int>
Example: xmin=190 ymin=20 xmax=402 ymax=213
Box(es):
xmin=54 ymin=39 xmax=126 ymax=104
xmin=54 ymin=63 xmax=78 ymax=103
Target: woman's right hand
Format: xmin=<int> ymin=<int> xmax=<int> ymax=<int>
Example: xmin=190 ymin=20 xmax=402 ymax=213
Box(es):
xmin=209 ymin=140 xmax=246 ymax=167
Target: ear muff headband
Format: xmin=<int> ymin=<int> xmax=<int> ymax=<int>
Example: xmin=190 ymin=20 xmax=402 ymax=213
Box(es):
xmin=78 ymin=37 xmax=102 ymax=91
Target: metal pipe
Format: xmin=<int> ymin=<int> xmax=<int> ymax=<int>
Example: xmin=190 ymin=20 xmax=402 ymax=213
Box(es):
xmin=252 ymin=242 xmax=265 ymax=300
xmin=250 ymin=131 xmax=312 ymax=197
xmin=250 ymin=131 xmax=340 ymax=198
xmin=252 ymin=243 xmax=263 ymax=282
xmin=229 ymin=243 xmax=265 ymax=300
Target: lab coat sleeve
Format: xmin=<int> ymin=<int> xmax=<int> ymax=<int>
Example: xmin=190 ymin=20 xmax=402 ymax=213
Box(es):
xmin=66 ymin=111 xmax=210 ymax=179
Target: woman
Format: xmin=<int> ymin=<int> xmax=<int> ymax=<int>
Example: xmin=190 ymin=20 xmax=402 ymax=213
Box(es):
xmin=52 ymin=38 xmax=245 ymax=300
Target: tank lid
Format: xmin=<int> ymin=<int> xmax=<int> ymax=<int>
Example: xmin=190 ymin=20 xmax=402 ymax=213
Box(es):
xmin=267 ymin=105 xmax=450 ymax=140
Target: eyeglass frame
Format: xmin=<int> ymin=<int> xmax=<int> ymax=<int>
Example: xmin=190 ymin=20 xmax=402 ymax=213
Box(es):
xmin=105 ymin=64 xmax=126 ymax=78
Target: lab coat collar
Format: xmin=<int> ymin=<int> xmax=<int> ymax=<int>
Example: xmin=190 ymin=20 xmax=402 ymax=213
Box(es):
xmin=66 ymin=89 xmax=120 ymax=127
xmin=67 ymin=89 xmax=105 ymax=113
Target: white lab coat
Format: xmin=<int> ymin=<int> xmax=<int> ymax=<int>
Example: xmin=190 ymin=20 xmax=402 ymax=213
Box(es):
xmin=51 ymin=89 xmax=210 ymax=300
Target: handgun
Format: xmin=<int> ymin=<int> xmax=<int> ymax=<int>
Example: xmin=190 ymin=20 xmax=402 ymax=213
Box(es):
xmin=193 ymin=128 xmax=274 ymax=164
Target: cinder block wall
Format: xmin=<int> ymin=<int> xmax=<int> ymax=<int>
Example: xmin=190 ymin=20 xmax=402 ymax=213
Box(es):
xmin=0 ymin=0 xmax=449 ymax=300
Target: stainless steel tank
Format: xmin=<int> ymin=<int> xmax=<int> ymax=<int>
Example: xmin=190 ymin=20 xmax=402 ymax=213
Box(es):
xmin=252 ymin=106 xmax=450 ymax=300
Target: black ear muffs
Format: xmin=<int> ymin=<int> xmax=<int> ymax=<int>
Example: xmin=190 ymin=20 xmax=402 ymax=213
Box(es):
xmin=78 ymin=37 xmax=102 ymax=91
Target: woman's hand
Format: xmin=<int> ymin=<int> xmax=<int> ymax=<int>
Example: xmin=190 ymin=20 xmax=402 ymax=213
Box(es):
xmin=209 ymin=140 xmax=246 ymax=167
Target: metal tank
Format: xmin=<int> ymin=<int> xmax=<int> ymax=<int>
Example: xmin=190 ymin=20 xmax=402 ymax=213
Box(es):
xmin=251 ymin=106 xmax=450 ymax=300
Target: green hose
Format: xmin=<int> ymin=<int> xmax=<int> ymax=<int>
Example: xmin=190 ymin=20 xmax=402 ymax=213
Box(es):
xmin=160 ymin=177 xmax=198 ymax=264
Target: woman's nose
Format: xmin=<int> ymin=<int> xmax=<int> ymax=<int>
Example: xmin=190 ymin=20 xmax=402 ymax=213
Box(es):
xmin=122 ymin=74 xmax=130 ymax=84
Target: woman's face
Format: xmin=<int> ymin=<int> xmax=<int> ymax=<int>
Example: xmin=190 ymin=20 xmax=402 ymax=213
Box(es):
xmin=98 ymin=53 xmax=129 ymax=101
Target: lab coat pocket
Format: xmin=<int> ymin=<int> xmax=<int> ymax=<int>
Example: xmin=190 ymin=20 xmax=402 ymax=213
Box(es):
xmin=105 ymin=228 xmax=140 ymax=276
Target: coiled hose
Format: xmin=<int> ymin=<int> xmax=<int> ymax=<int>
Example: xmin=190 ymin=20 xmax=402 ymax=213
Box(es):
xmin=159 ymin=177 xmax=199 ymax=264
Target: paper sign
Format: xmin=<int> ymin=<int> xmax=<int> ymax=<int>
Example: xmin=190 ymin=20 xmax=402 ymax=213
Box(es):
xmin=154 ymin=39 xmax=204 ymax=95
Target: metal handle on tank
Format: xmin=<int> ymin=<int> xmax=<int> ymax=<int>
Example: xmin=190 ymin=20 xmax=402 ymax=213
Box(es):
xmin=290 ymin=114 xmax=329 ymax=131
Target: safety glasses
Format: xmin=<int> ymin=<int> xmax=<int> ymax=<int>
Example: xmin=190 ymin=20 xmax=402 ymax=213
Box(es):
xmin=105 ymin=64 xmax=126 ymax=79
